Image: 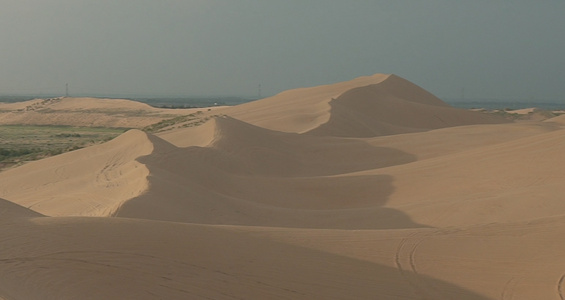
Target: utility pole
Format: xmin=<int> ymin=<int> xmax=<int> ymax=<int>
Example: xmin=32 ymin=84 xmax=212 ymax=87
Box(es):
xmin=65 ymin=83 xmax=69 ymax=97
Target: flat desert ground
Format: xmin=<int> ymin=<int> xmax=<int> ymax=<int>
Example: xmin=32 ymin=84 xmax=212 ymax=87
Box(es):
xmin=1 ymin=74 xmax=565 ymax=299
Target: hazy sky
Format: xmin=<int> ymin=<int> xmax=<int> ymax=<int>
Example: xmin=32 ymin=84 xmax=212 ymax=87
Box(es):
xmin=1 ymin=1 xmax=564 ymax=100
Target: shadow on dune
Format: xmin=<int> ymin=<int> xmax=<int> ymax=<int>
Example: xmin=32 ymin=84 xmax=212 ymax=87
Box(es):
xmin=117 ymin=171 xmax=425 ymax=229
xmin=0 ymin=216 xmax=489 ymax=300
xmin=190 ymin=116 xmax=418 ymax=177
xmin=115 ymin=123 xmax=425 ymax=229
xmin=0 ymin=198 xmax=44 ymax=220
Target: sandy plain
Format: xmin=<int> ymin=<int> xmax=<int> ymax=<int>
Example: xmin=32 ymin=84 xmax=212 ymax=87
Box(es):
xmin=1 ymin=74 xmax=564 ymax=299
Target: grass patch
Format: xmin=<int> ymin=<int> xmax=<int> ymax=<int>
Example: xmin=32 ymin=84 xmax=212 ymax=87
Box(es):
xmin=0 ymin=125 xmax=126 ymax=170
xmin=142 ymin=113 xmax=200 ymax=133
xmin=141 ymin=111 xmax=221 ymax=133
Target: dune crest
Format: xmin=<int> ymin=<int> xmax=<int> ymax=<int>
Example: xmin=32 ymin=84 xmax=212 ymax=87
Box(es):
xmin=222 ymin=73 xmax=391 ymax=133
xmin=221 ymin=73 xmax=507 ymax=137
xmin=307 ymin=75 xmax=508 ymax=137
xmin=206 ymin=116 xmax=417 ymax=177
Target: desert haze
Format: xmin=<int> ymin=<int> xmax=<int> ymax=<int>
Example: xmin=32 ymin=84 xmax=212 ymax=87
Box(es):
xmin=1 ymin=74 xmax=565 ymax=299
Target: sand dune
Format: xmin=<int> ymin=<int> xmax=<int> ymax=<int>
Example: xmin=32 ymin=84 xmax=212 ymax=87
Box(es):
xmin=220 ymin=73 xmax=391 ymax=133
xmin=546 ymin=113 xmax=565 ymax=125
xmin=2 ymin=74 xmax=565 ymax=299
xmin=221 ymin=74 xmax=507 ymax=136
xmin=367 ymin=127 xmax=565 ymax=227
xmin=114 ymin=118 xmax=565 ymax=230
xmin=199 ymin=116 xmax=417 ymax=177
xmin=365 ymin=121 xmax=561 ymax=160
xmin=307 ymin=75 xmax=508 ymax=137
xmin=0 ymin=97 xmax=212 ymax=128
xmin=115 ymin=116 xmax=423 ymax=228
xmin=0 ymin=130 xmax=154 ymax=216
xmin=509 ymin=107 xmax=537 ymax=114
xmin=155 ymin=114 xmax=219 ymax=147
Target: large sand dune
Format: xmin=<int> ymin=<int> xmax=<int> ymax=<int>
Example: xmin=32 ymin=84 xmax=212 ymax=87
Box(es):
xmin=308 ymin=75 xmax=508 ymax=137
xmin=2 ymin=74 xmax=565 ymax=299
xmin=221 ymin=74 xmax=507 ymax=136
xmin=221 ymin=73 xmax=391 ymax=133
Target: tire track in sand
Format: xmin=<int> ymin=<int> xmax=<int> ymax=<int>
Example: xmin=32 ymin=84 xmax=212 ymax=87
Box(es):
xmin=500 ymin=277 xmax=518 ymax=300
xmin=557 ymin=273 xmax=565 ymax=300
xmin=394 ymin=231 xmax=442 ymax=299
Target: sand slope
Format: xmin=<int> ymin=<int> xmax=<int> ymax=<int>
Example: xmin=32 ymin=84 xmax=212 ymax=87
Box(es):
xmin=0 ymin=130 xmax=154 ymax=216
xmin=546 ymin=113 xmax=565 ymax=125
xmin=369 ymin=127 xmax=565 ymax=227
xmin=3 ymin=202 xmax=565 ymax=299
xmin=0 ymin=215 xmax=494 ymax=300
xmin=241 ymin=216 xmax=565 ymax=300
xmin=2 ymin=74 xmax=565 ymax=299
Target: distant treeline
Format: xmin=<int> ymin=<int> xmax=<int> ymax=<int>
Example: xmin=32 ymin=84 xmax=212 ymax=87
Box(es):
xmin=444 ymin=98 xmax=565 ymax=110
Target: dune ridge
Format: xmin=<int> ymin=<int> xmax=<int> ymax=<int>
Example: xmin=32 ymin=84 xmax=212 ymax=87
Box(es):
xmin=222 ymin=73 xmax=391 ymax=133
xmin=2 ymin=73 xmax=565 ymax=299
xmin=308 ymin=75 xmax=508 ymax=137
xmin=114 ymin=116 xmax=423 ymax=228
xmin=222 ymin=73 xmax=507 ymax=136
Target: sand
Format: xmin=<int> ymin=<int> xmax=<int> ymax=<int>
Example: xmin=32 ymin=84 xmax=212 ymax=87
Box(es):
xmin=1 ymin=74 xmax=565 ymax=299
xmin=0 ymin=97 xmax=220 ymax=128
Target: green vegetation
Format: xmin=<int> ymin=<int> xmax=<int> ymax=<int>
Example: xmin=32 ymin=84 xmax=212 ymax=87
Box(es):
xmin=142 ymin=112 xmax=221 ymax=133
xmin=0 ymin=125 xmax=126 ymax=170
xmin=485 ymin=108 xmax=560 ymax=121
xmin=142 ymin=113 xmax=201 ymax=133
